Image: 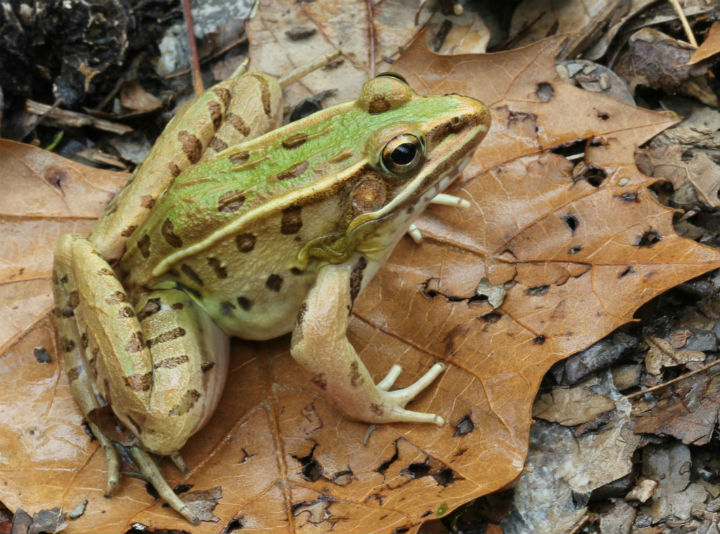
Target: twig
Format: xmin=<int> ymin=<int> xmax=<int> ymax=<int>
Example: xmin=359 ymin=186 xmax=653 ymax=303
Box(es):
xmin=366 ymin=0 xmax=376 ymax=77
xmin=668 ymin=0 xmax=698 ymax=46
xmin=25 ymin=99 xmax=133 ymax=135
xmin=182 ymin=0 xmax=204 ymax=94
xmin=278 ymin=51 xmax=342 ymax=88
xmin=625 ymin=358 xmax=720 ymax=400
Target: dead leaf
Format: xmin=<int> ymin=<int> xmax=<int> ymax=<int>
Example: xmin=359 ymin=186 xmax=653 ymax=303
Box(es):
xmin=634 ymin=366 xmax=720 ymax=446
xmin=2 ymin=36 xmax=720 ymax=534
xmin=533 ymin=383 xmax=615 ymax=426
xmin=644 ymin=336 xmax=706 ymax=375
xmin=688 ymin=21 xmax=720 ymax=65
xmin=119 ymin=80 xmax=162 ymax=113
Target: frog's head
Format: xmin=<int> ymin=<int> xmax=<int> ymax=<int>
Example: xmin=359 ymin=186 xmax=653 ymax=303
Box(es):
xmin=312 ymin=73 xmax=490 ymax=264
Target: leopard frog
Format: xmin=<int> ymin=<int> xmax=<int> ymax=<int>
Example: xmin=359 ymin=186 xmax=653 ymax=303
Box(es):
xmin=53 ymin=72 xmax=490 ymax=522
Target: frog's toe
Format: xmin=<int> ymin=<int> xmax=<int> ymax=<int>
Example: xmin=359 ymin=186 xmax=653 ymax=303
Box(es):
xmin=130 ymin=447 xmax=200 ymax=525
xmin=376 ymin=364 xmax=403 ymax=391
xmin=387 ymin=406 xmax=445 ymax=426
xmin=383 ymin=362 xmax=446 ymax=404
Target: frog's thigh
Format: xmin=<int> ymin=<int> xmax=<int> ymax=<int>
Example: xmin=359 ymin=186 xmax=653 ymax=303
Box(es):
xmin=290 ymin=263 xmax=445 ymax=426
xmin=56 ymin=235 xmax=228 ymax=455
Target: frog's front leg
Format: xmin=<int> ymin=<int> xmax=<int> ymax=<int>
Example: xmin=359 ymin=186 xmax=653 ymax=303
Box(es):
xmin=290 ymin=261 xmax=445 ymax=425
xmin=53 ymin=234 xmax=228 ymax=523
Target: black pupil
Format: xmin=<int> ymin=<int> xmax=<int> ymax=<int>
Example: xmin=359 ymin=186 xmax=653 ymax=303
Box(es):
xmin=391 ymin=143 xmax=417 ymax=165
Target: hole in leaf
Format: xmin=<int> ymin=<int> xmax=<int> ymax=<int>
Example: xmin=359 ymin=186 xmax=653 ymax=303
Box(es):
xmin=480 ymin=311 xmax=502 ymax=324
xmin=225 ymin=517 xmax=244 ymax=532
xmin=561 ymin=214 xmax=579 ymax=233
xmin=454 ymin=414 xmax=475 ymax=436
xmin=536 ymin=82 xmax=554 ymax=101
xmin=597 ymin=111 xmax=610 ymax=120
xmin=618 ymin=192 xmax=639 ymax=203
xmin=568 ymin=246 xmax=582 ymax=255
xmin=534 ymin=335 xmax=546 ymax=345
xmin=404 ymin=461 xmax=431 ymax=479
xmin=432 ymin=467 xmax=457 ymax=487
xmin=577 ymin=165 xmax=607 ymax=187
xmin=636 ymin=231 xmax=661 ymax=247
xmin=525 ymin=285 xmax=549 ymax=296
xmin=551 ymin=138 xmax=587 ymax=159
xmin=173 ymin=484 xmax=193 ymax=495
xmin=619 ymin=266 xmax=634 ymax=278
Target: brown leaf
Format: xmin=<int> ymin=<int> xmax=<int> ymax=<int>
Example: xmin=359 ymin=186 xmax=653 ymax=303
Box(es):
xmin=2 ymin=36 xmax=720 ymax=534
xmin=688 ymin=21 xmax=720 ymax=65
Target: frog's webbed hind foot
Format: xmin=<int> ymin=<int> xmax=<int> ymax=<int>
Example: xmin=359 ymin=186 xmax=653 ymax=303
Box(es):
xmin=374 ymin=363 xmax=446 ymax=425
xmin=407 ymin=193 xmax=471 ymax=243
xmin=130 ymin=447 xmax=200 ymax=524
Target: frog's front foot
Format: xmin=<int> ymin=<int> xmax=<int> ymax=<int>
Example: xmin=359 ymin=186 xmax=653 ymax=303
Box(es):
xmin=373 ymin=362 xmax=446 ymax=425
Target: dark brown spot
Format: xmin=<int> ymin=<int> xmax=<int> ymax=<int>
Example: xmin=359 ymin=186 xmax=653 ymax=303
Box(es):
xmin=169 ymin=389 xmax=202 ymax=416
xmin=536 ymin=82 xmax=554 ymax=101
xmin=297 ymin=303 xmax=308 ymax=325
xmin=282 ymin=133 xmax=308 ymax=149
xmin=349 ymin=257 xmax=367 ymax=303
xmin=80 ymin=333 xmax=88 ymax=349
xmin=368 ymin=95 xmax=391 ymax=114
xmin=207 ymin=257 xmax=228 ymax=278
xmin=291 ymin=267 xmax=303 ymax=275
xmin=201 ymin=362 xmax=215 ymax=373
xmin=349 ymin=361 xmax=363 ymax=387
xmin=208 ymin=136 xmax=228 ymax=152
xmin=138 ymin=234 xmax=151 ymax=258
xmin=125 ymin=372 xmax=152 ymax=391
xmin=171 ymin=302 xmax=184 ymax=310
xmin=61 ymin=337 xmax=76 ymax=353
xmin=106 ymin=291 xmax=128 ymax=304
xmin=229 ymin=150 xmax=250 ymax=163
xmin=62 ymin=290 xmax=79 ymax=317
xmin=169 ymin=162 xmax=182 ymax=177
xmin=141 ymin=195 xmax=155 ymax=209
xmin=370 ymin=403 xmax=384 ymax=416
xmin=251 ymin=73 xmax=273 ymax=116
xmin=454 ymin=414 xmax=474 ymax=436
xmin=235 ymin=233 xmax=256 ymax=252
xmin=137 ymin=298 xmax=162 ymax=321
xmin=146 ymin=327 xmax=186 ymax=348
xmin=266 ymin=274 xmax=283 ymax=292
xmin=281 ymin=206 xmax=303 ymax=234
xmin=237 ymin=296 xmax=252 ymax=311
xmin=162 ymin=219 xmax=183 ymax=248
xmin=207 ymin=100 xmax=223 ymax=130
xmin=67 ymin=366 xmax=81 ymax=382
xmin=225 ymin=112 xmax=250 ymax=136
xmin=154 ymin=354 xmax=190 ymax=369
xmin=121 ymin=225 xmax=137 ymax=237
xmin=217 ymin=190 xmax=246 ymax=213
xmin=328 ymin=148 xmax=354 ymax=164
xmin=311 ymin=372 xmax=327 ymax=390
xmin=180 ymin=264 xmax=204 ymax=286
xmin=119 ymin=306 xmax=135 ymax=318
xmin=97 ymin=268 xmax=115 ymax=276
xmin=125 ymin=331 xmax=145 ymax=353
xmin=274 ymin=160 xmax=309 ymax=181
xmin=220 ymin=300 xmax=235 ymax=316
xmin=178 ymin=130 xmax=203 ymax=164
xmin=212 ymin=87 xmax=231 ymax=107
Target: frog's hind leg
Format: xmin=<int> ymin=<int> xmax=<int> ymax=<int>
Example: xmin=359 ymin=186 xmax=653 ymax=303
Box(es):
xmin=53 ymin=234 xmax=228 ymax=524
xmin=54 ymin=236 xmax=121 ymax=496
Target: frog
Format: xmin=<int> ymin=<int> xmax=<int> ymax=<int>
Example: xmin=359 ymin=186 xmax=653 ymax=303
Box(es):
xmin=52 ymin=70 xmax=491 ymax=523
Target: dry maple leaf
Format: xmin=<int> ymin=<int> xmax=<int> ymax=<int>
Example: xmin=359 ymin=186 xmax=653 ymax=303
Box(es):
xmin=2 ymin=36 xmax=720 ymax=534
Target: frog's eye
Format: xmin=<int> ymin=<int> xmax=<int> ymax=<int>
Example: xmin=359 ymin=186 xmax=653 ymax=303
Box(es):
xmin=382 ymin=133 xmax=424 ymax=175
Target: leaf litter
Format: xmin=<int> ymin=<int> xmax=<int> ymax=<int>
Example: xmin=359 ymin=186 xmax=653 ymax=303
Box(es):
xmin=1 ymin=2 xmax=720 ymax=534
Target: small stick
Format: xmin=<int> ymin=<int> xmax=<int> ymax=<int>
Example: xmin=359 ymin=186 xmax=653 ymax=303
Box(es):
xmin=668 ymin=0 xmax=698 ymax=47
xmin=366 ymin=0 xmax=376 ymax=78
xmin=625 ymin=358 xmax=720 ymax=400
xmin=182 ymin=0 xmax=204 ymax=94
xmin=25 ymin=99 xmax=133 ymax=135
xmin=278 ymin=51 xmax=342 ymax=88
